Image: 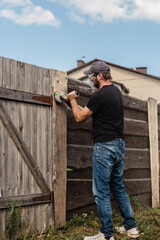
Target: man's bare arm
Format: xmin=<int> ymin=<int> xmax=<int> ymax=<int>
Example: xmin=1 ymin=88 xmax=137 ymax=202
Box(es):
xmin=68 ymin=91 xmax=93 ymax=122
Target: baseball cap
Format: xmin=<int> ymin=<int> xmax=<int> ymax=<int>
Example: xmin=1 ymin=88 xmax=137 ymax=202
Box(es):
xmin=83 ymin=61 xmax=110 ymax=75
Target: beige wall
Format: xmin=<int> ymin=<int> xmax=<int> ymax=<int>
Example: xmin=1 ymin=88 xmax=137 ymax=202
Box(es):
xmin=68 ymin=64 xmax=160 ymax=103
xmin=111 ymin=65 xmax=160 ymax=103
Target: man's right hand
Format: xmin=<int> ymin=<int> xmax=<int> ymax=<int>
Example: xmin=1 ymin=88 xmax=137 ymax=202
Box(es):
xmin=68 ymin=90 xmax=79 ymax=101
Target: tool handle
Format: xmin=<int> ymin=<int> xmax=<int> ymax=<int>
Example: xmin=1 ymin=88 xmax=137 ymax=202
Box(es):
xmin=64 ymin=91 xmax=79 ymax=109
xmin=64 ymin=91 xmax=79 ymax=102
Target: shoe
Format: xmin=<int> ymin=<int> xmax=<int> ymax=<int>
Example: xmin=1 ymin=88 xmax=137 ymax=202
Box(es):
xmin=84 ymin=231 xmax=115 ymax=240
xmin=115 ymin=225 xmax=140 ymax=238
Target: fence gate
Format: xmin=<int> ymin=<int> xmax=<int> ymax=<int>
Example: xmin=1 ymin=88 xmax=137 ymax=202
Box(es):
xmin=0 ymin=57 xmax=67 ymax=239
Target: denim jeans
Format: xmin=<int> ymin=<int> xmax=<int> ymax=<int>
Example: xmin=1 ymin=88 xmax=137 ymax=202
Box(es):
xmin=93 ymin=139 xmax=136 ymax=238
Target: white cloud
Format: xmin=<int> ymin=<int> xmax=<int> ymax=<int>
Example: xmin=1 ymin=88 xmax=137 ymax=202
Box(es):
xmin=57 ymin=0 xmax=129 ymax=22
xmin=1 ymin=0 xmax=160 ymax=26
xmin=57 ymin=0 xmax=160 ymax=23
xmin=0 ymin=0 xmax=32 ymax=7
xmin=0 ymin=1 xmax=61 ymax=27
xmin=129 ymin=0 xmax=160 ymax=23
xmin=69 ymin=11 xmax=85 ymax=24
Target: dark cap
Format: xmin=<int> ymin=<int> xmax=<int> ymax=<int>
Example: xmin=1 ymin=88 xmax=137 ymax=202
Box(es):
xmin=83 ymin=61 xmax=110 ymax=75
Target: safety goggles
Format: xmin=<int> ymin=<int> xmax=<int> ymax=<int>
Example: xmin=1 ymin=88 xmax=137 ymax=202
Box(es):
xmin=89 ymin=73 xmax=99 ymax=79
xmin=93 ymin=73 xmax=99 ymax=77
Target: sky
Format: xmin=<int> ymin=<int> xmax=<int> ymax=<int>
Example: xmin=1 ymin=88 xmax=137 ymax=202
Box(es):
xmin=0 ymin=0 xmax=160 ymax=77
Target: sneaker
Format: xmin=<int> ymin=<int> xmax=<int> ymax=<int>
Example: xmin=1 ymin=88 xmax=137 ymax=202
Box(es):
xmin=84 ymin=231 xmax=115 ymax=240
xmin=115 ymin=225 xmax=140 ymax=238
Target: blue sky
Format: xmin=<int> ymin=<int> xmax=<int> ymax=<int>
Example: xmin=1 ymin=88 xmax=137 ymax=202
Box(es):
xmin=0 ymin=0 xmax=160 ymax=77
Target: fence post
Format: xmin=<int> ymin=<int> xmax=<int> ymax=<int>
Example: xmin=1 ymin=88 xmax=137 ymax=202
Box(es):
xmin=51 ymin=69 xmax=68 ymax=227
xmin=147 ymin=97 xmax=159 ymax=208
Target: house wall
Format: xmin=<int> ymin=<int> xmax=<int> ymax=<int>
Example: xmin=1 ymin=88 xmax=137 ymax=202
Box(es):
xmin=68 ymin=64 xmax=160 ymax=103
xmin=110 ymin=65 xmax=160 ymax=103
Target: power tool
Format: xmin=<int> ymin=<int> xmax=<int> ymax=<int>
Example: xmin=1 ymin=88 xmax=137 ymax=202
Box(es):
xmin=54 ymin=91 xmax=79 ymax=108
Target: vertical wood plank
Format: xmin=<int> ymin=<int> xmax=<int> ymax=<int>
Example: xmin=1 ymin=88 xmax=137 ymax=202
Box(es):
xmin=9 ymin=59 xmax=18 ymax=197
xmin=17 ymin=61 xmax=25 ymax=196
xmin=24 ymin=63 xmax=32 ymax=226
xmin=36 ymin=66 xmax=44 ymax=231
xmin=1 ymin=101 xmax=10 ymax=239
xmin=0 ymin=111 xmax=6 ymax=239
xmin=43 ymin=68 xmax=52 ymax=227
xmin=24 ymin=63 xmax=33 ymax=194
xmin=148 ymin=98 xmax=159 ymax=208
xmin=2 ymin=58 xmax=11 ymax=198
xmin=29 ymin=65 xmax=37 ymax=229
xmin=2 ymin=57 xmax=11 ymax=88
xmin=51 ymin=70 xmax=67 ymax=227
xmin=0 ymin=57 xmax=2 ymax=87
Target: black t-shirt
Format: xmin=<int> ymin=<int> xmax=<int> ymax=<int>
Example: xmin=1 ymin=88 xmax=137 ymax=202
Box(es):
xmin=87 ymin=84 xmax=124 ymax=142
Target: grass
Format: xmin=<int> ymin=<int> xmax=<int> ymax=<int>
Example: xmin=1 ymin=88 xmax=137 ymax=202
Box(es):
xmin=6 ymin=199 xmax=22 ymax=239
xmin=18 ymin=197 xmax=160 ymax=240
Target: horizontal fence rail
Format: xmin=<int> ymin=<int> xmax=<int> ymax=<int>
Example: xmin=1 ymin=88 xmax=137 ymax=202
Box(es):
xmin=0 ymin=57 xmax=67 ymax=239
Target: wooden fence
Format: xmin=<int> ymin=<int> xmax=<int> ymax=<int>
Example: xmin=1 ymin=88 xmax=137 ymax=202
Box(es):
xmin=0 ymin=57 xmax=67 ymax=239
xmin=67 ymin=77 xmax=160 ymax=218
xmin=0 ymin=57 xmax=160 ymax=238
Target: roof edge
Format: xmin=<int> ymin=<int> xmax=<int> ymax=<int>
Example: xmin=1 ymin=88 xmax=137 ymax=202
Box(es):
xmin=67 ymin=58 xmax=160 ymax=81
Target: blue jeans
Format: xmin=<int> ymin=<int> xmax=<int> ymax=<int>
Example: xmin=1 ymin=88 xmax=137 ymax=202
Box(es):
xmin=93 ymin=139 xmax=136 ymax=238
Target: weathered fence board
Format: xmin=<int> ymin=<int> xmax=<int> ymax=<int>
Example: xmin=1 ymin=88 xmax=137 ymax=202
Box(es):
xmin=0 ymin=87 xmax=52 ymax=105
xmin=0 ymin=192 xmax=53 ymax=209
xmin=67 ymin=178 xmax=152 ymax=211
xmin=67 ymin=145 xmax=150 ymax=170
xmin=52 ymin=70 xmax=67 ymax=228
xmin=124 ymin=135 xmax=149 ymax=149
xmin=0 ymin=57 xmax=67 ymax=239
xmin=0 ymin=102 xmax=50 ymax=193
xmin=124 ymin=108 xmax=147 ymax=121
xmin=148 ymin=98 xmax=159 ymax=207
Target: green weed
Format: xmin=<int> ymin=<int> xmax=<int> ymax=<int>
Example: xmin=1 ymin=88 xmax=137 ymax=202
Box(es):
xmin=15 ymin=200 xmax=160 ymax=240
xmin=6 ymin=199 xmax=21 ymax=239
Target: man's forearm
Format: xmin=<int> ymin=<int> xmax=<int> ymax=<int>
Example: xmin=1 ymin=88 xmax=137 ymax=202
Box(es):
xmin=70 ymin=99 xmax=82 ymax=121
xmin=68 ymin=90 xmax=93 ymax=122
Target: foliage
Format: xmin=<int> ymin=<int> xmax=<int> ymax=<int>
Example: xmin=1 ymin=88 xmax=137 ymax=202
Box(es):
xmin=6 ymin=199 xmax=21 ymax=239
xmin=16 ymin=199 xmax=160 ymax=240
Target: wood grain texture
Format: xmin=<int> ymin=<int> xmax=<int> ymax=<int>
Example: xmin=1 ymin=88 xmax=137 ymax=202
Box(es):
xmin=123 ymin=95 xmax=147 ymax=112
xmin=0 ymin=57 xmax=54 ymax=238
xmin=0 ymin=102 xmax=50 ymax=193
xmin=148 ymin=98 xmax=159 ymax=208
xmin=124 ymin=108 xmax=147 ymax=121
xmin=0 ymin=57 xmax=2 ymax=87
xmin=67 ymin=145 xmax=150 ymax=171
xmin=0 ymin=192 xmax=53 ymax=209
xmin=68 ymin=113 xmax=148 ymax=138
xmin=0 ymin=87 xmax=52 ymax=105
xmin=67 ymin=178 xmax=151 ymax=211
xmin=51 ymin=70 xmax=68 ymax=228
xmin=125 ymin=135 xmax=149 ymax=149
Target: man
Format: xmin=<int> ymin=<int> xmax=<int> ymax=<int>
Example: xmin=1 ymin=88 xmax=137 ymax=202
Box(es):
xmin=68 ymin=61 xmax=140 ymax=240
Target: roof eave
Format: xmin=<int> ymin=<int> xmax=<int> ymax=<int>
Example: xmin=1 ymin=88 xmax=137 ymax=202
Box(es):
xmin=67 ymin=58 xmax=160 ymax=81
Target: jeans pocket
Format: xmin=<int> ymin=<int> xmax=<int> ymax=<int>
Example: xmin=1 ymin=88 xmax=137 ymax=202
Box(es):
xmin=97 ymin=148 xmax=113 ymax=170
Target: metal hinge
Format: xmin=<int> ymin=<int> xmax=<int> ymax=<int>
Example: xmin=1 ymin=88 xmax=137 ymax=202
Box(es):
xmin=32 ymin=95 xmax=53 ymax=105
xmin=33 ymin=191 xmax=54 ymax=203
